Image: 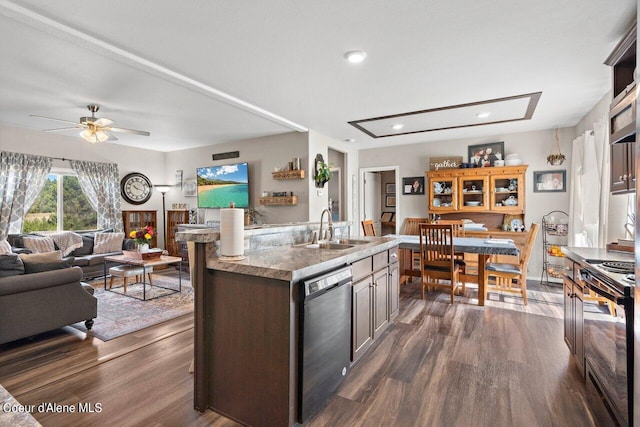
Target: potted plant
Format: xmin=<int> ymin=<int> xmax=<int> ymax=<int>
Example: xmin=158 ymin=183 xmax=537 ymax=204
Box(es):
xmin=244 ymin=206 xmax=262 ymax=226
xmin=314 ymin=161 xmax=331 ymax=188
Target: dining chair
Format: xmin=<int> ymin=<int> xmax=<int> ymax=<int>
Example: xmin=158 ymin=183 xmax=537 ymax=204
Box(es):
xmin=361 ymin=219 xmax=377 ymax=236
xmin=485 ymin=223 xmax=540 ymax=305
xmin=400 ymin=217 xmax=430 ymax=284
xmin=419 ymin=223 xmax=463 ymax=303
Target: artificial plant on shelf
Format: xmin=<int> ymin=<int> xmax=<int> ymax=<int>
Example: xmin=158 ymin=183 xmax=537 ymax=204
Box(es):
xmin=314 ymin=161 xmax=332 ymax=188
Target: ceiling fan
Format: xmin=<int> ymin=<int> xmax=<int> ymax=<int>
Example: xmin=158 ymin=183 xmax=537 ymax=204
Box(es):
xmin=30 ymin=104 xmax=150 ymax=143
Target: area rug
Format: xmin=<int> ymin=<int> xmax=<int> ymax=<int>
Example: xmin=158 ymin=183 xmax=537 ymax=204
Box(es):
xmin=71 ymin=275 xmax=193 ymax=341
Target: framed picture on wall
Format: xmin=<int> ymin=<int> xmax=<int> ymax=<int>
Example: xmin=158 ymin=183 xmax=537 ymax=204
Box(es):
xmin=183 ymin=178 xmax=197 ymax=197
xmin=533 ymin=170 xmax=566 ymax=192
xmin=385 ymin=195 xmax=396 ymax=207
xmin=467 ymin=141 xmax=505 ymax=167
xmin=385 ymin=183 xmax=396 ymax=194
xmin=402 ymin=176 xmax=425 ymax=195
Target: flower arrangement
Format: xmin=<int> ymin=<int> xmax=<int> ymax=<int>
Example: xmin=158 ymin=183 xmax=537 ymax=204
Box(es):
xmin=129 ymin=225 xmax=154 ymax=245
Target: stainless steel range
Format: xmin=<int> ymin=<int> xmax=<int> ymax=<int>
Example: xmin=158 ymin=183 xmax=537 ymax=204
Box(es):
xmin=581 ymin=261 xmax=634 ymax=426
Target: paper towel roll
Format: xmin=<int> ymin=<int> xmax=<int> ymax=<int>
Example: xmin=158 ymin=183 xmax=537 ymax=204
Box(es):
xmin=220 ymin=208 xmax=244 ymax=257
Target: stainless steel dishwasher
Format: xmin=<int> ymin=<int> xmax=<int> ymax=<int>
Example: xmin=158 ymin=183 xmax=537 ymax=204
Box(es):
xmin=298 ymin=265 xmax=352 ymax=423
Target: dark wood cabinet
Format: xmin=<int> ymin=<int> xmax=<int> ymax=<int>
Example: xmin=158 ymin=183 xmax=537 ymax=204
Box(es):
xmin=563 ymin=267 xmax=584 ymax=376
xmin=166 ymin=210 xmax=189 ymax=256
xmin=350 ymin=245 xmax=399 ymax=363
xmin=122 ymin=210 xmax=158 ymax=248
xmin=606 ymin=22 xmax=636 ymax=194
xmin=610 ymin=141 xmax=636 ymax=194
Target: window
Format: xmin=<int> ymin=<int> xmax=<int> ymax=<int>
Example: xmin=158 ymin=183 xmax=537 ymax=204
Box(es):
xmin=24 ymin=172 xmax=97 ymax=232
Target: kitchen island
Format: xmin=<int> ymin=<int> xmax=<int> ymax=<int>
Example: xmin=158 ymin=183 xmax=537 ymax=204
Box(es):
xmin=177 ymin=228 xmax=398 ymax=427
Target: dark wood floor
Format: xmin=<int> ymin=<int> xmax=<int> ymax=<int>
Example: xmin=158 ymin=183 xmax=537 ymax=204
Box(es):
xmin=0 ymin=279 xmax=595 ymax=426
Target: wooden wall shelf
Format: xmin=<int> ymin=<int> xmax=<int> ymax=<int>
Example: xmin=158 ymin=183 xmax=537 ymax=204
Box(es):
xmin=272 ymin=170 xmax=305 ymax=180
xmin=259 ymin=196 xmax=298 ymax=205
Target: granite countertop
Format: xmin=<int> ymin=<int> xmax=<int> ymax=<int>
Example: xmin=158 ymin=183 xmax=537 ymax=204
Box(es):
xmin=562 ymin=246 xmax=635 ymax=264
xmin=206 ymin=237 xmax=398 ymax=282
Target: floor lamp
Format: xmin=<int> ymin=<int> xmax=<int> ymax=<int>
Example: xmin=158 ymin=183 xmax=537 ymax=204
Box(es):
xmin=155 ymin=185 xmax=172 ymax=249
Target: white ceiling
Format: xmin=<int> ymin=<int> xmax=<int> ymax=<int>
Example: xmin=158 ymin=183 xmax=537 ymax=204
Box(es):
xmin=0 ymin=0 xmax=636 ymax=152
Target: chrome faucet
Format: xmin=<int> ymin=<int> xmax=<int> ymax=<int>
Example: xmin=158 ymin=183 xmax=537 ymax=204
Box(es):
xmin=319 ymin=207 xmax=334 ymax=241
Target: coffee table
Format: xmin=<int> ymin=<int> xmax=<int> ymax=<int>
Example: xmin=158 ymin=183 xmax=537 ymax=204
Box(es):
xmin=103 ymin=255 xmax=183 ymax=301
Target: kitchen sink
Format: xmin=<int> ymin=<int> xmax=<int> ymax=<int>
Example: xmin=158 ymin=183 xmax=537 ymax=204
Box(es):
xmin=331 ymin=238 xmax=370 ymax=245
xmin=294 ymin=242 xmax=354 ymax=250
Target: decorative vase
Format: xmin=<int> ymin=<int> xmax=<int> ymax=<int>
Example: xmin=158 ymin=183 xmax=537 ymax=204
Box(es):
xmin=136 ymin=243 xmax=150 ymax=253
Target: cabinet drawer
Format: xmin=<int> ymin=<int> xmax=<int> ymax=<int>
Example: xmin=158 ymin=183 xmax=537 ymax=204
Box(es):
xmin=352 ymin=257 xmax=372 ymax=281
xmin=373 ymin=251 xmax=388 ymax=272
xmin=389 ymin=247 xmax=398 ymax=264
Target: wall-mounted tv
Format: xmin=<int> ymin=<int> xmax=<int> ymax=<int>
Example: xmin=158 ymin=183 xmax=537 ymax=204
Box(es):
xmin=196 ymin=162 xmax=249 ymax=208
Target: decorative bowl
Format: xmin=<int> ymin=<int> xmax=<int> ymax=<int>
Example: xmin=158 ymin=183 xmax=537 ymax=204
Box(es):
xmin=464 ymin=201 xmax=481 ymax=206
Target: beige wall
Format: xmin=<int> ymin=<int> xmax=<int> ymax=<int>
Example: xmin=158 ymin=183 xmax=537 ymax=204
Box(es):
xmin=163 ymin=131 xmax=310 ymax=225
xmin=359 ymin=127 xmax=574 ymax=278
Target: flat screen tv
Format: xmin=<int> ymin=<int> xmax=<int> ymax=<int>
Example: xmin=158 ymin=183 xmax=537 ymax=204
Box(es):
xmin=196 ymin=162 xmax=249 ymax=208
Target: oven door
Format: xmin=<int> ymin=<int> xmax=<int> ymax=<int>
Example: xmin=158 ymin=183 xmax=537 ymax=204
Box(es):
xmin=582 ymin=270 xmax=632 ymax=426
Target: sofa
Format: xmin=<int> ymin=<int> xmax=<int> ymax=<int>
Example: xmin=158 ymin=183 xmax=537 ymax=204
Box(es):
xmin=0 ymin=265 xmax=96 ymax=345
xmin=8 ymin=230 xmax=136 ymax=279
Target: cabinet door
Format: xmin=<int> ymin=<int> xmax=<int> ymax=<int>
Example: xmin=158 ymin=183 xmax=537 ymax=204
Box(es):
xmin=352 ymin=276 xmax=373 ymax=362
xmin=388 ymin=262 xmax=399 ymax=320
xmin=458 ymin=176 xmax=489 ymax=211
xmin=610 ymin=143 xmax=629 ymax=194
xmin=429 ymin=177 xmax=457 ymax=211
xmin=490 ymin=173 xmax=524 ymax=213
xmin=628 ymin=142 xmax=636 ymax=190
xmin=563 ymin=277 xmax=574 ymax=353
xmin=372 ymin=269 xmax=389 ymax=338
xmin=574 ymin=286 xmax=584 ymax=376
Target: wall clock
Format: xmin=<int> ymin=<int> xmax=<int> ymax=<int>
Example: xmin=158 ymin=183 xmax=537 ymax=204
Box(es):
xmin=121 ymin=172 xmax=153 ymax=205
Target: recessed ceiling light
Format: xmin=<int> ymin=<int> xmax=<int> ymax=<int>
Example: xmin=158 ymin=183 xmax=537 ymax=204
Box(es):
xmin=391 ymin=123 xmax=404 ymax=130
xmin=476 ymin=112 xmax=491 ymax=119
xmin=344 ymin=138 xmax=355 ymax=143
xmin=344 ymin=50 xmax=367 ymax=64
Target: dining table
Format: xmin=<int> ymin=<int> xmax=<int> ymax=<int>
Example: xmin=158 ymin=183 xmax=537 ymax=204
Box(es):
xmin=389 ymin=234 xmax=520 ymax=306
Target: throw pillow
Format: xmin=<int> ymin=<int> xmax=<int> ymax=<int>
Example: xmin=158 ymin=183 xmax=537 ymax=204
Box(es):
xmin=93 ymin=232 xmax=125 ymax=254
xmin=70 ymin=235 xmax=94 ymax=256
xmin=0 ymin=254 xmax=25 ymax=277
xmin=19 ymin=250 xmax=63 ymax=263
xmin=22 ymin=258 xmax=73 ymax=274
xmin=22 ymin=236 xmax=56 ymax=253
xmin=0 ymin=239 xmax=11 ymax=254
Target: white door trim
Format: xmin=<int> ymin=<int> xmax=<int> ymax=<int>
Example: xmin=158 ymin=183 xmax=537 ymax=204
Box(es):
xmin=359 ymin=165 xmax=400 ymax=236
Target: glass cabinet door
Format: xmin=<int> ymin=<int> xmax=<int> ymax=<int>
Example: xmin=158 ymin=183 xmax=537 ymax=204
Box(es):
xmin=458 ymin=176 xmax=489 ymax=211
xmin=429 ymin=177 xmax=457 ymax=211
xmin=490 ymin=174 xmax=525 ymax=212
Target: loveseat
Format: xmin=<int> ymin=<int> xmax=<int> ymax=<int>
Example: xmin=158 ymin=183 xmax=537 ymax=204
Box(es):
xmin=0 ymin=265 xmax=96 ymax=345
xmin=8 ymin=230 xmax=136 ymax=279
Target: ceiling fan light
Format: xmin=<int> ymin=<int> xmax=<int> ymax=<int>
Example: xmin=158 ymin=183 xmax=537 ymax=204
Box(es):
xmin=80 ymin=129 xmax=109 ymax=143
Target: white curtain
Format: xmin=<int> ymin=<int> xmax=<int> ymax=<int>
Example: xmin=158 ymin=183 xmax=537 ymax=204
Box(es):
xmin=70 ymin=160 xmax=124 ymax=232
xmin=568 ymin=119 xmax=610 ymax=247
xmin=0 ymin=151 xmax=53 ymax=239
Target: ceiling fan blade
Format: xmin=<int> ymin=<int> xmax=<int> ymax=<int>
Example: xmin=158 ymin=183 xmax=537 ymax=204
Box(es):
xmin=106 ymin=132 xmax=119 ymax=141
xmin=109 ymin=126 xmax=150 ymax=136
xmin=30 ymin=114 xmax=79 ymax=126
xmin=43 ymin=126 xmax=83 ymax=132
xmin=94 ymin=117 xmax=113 ymax=127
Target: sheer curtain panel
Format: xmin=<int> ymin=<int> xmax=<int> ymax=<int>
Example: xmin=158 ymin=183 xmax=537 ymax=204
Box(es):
xmin=70 ymin=160 xmax=123 ymax=232
xmin=0 ymin=151 xmax=52 ymax=239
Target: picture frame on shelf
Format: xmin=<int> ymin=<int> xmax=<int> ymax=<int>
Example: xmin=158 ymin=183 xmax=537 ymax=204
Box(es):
xmin=385 ymin=195 xmax=396 ymax=207
xmin=182 ymin=178 xmax=197 ymax=197
xmin=467 ymin=141 xmax=505 ymax=167
xmin=402 ymin=176 xmax=425 ymax=195
xmin=385 ymin=183 xmax=396 ymax=194
xmin=533 ymin=170 xmax=566 ymax=192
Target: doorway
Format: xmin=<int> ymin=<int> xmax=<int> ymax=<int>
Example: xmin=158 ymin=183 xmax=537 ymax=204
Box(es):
xmin=359 ymin=166 xmax=400 ymax=236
